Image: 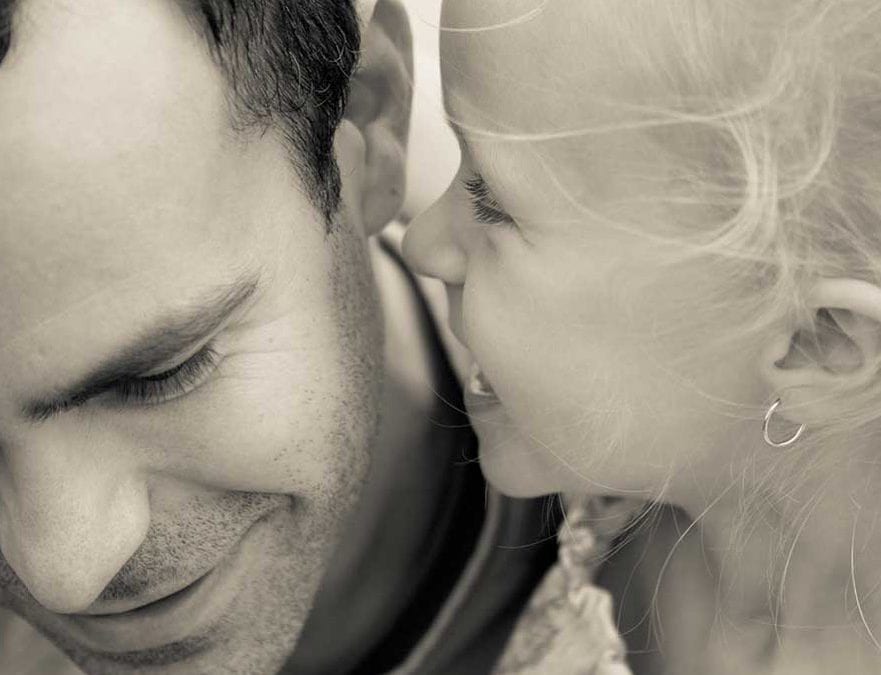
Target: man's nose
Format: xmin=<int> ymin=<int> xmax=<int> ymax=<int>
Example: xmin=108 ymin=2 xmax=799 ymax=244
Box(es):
xmin=402 ymin=195 xmax=467 ymax=286
xmin=0 ymin=434 xmax=150 ymax=614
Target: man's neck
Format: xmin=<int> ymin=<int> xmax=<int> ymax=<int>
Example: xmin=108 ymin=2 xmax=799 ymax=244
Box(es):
xmin=285 ymin=234 xmax=469 ymax=674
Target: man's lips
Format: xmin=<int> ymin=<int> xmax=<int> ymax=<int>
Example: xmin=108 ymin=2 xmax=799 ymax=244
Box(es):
xmin=80 ymin=568 xmax=215 ymax=617
xmin=64 ymin=565 xmax=227 ymax=654
xmin=50 ymin=505 xmax=285 ymax=655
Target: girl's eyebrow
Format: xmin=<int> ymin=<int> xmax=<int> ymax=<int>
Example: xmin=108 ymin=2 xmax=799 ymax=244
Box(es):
xmin=21 ymin=272 xmax=261 ymax=423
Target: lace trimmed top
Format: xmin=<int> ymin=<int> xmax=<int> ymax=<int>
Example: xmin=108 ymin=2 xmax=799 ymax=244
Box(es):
xmin=492 ymin=497 xmax=642 ymax=675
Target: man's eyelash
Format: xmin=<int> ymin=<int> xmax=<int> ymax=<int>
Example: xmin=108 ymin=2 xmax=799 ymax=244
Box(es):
xmin=110 ymin=345 xmax=219 ymax=406
xmin=462 ymin=175 xmax=516 ymax=226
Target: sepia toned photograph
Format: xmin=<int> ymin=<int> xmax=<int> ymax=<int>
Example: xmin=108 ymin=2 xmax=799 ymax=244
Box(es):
xmin=1 ymin=1 xmax=880 ymax=673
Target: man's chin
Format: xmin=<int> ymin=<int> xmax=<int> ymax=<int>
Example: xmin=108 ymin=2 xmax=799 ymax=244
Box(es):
xmin=35 ymin=610 xmax=302 ymax=675
xmin=65 ymin=636 xmax=217 ymax=674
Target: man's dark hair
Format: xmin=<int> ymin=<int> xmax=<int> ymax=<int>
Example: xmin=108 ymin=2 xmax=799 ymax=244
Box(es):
xmin=0 ymin=1 xmax=12 ymax=65
xmin=0 ymin=0 xmax=361 ymax=223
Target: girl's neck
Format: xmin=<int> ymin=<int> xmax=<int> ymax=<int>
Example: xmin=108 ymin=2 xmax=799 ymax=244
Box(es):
xmin=663 ymin=471 xmax=881 ymax=674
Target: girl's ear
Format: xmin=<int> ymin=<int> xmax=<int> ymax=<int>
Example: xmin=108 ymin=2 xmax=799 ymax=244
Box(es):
xmin=336 ymin=0 xmax=413 ymax=237
xmin=760 ymin=278 xmax=881 ymax=424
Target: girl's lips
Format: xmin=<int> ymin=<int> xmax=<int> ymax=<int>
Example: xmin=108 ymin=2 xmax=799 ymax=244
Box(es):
xmin=467 ymin=362 xmax=498 ymax=400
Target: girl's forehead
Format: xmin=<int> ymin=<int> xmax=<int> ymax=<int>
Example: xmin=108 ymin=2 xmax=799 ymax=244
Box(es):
xmin=438 ymin=1 xmax=656 ymax=136
xmin=440 ymin=0 xmax=546 ymax=30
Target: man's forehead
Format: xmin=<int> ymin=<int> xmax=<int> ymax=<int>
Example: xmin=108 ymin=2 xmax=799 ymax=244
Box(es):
xmin=0 ymin=1 xmax=333 ymax=388
xmin=0 ymin=0 xmax=228 ymax=189
xmin=0 ymin=1 xmax=245 ymax=334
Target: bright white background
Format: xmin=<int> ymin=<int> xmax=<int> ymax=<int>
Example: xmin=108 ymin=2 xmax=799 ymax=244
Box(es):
xmin=402 ymin=0 xmax=460 ymax=220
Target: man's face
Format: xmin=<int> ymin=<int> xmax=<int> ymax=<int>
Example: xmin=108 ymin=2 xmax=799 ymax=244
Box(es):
xmin=0 ymin=1 xmax=382 ymax=673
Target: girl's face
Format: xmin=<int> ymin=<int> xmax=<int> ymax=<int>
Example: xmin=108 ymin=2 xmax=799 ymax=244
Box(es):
xmin=403 ymin=0 xmax=770 ymax=499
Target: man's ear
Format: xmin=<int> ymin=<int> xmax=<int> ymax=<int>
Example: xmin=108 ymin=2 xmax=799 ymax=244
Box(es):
xmin=336 ymin=0 xmax=413 ymax=237
xmin=760 ymin=278 xmax=881 ymax=424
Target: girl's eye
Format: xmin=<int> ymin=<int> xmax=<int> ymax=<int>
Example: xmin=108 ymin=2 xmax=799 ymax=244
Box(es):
xmin=108 ymin=345 xmax=219 ymax=406
xmin=462 ymin=174 xmax=516 ymax=227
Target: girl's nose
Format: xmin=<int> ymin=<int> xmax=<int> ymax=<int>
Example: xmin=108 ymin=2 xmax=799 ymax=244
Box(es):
xmin=402 ymin=196 xmax=467 ymax=286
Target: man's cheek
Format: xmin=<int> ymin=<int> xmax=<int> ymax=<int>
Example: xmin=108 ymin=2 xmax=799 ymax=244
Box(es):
xmin=115 ymin=360 xmax=361 ymax=497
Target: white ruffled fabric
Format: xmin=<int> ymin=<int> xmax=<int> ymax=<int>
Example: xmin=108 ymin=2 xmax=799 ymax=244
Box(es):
xmin=492 ymin=497 xmax=641 ymax=675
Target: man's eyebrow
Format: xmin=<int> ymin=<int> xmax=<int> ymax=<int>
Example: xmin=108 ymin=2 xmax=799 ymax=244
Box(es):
xmin=22 ymin=271 xmax=262 ymax=423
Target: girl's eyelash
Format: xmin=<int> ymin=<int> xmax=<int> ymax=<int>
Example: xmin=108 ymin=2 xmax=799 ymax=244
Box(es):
xmin=462 ymin=175 xmax=516 ymax=226
xmin=110 ymin=345 xmax=219 ymax=406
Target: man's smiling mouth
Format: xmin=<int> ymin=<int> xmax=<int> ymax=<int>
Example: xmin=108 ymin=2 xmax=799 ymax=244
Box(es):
xmin=47 ymin=505 xmax=287 ymax=656
xmin=82 ymin=567 xmax=216 ymax=618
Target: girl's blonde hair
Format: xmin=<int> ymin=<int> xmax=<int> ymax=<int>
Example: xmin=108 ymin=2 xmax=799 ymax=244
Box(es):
xmin=494 ymin=0 xmax=881 ymax=435
xmin=443 ymin=1 xmax=881 ymax=626
xmin=637 ymin=0 xmax=881 ymax=429
xmin=549 ymin=0 xmax=881 ymax=625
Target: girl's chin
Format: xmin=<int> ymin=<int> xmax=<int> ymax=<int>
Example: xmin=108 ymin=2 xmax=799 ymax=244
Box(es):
xmin=478 ymin=450 xmax=559 ymax=498
xmin=469 ymin=414 xmax=567 ymax=498
xmin=464 ymin=362 xmax=573 ymax=497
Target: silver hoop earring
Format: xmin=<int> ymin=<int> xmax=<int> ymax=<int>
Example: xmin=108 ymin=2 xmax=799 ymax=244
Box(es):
xmin=763 ymin=398 xmax=805 ymax=448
